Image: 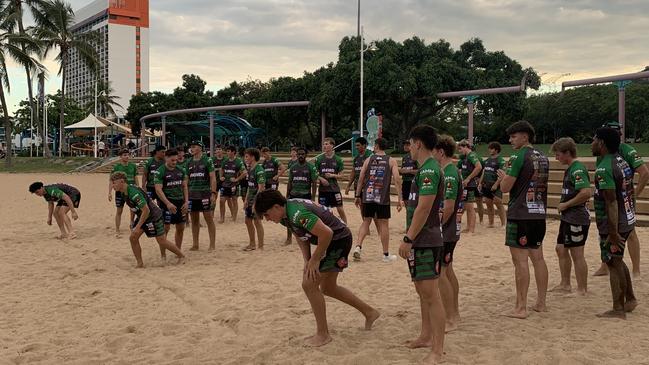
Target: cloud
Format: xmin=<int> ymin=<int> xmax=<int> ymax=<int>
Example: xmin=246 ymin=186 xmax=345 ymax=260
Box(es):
xmin=6 ymin=0 xmax=649 ymax=114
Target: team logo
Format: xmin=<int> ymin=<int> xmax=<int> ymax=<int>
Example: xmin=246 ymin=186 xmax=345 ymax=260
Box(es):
xmin=447 ymin=181 xmax=453 ymax=189
xmin=575 ymin=174 xmax=583 ymax=181
xmin=423 ymin=177 xmax=432 ymax=185
xmin=519 ymin=236 xmax=528 ymax=246
xmin=299 ymin=218 xmax=310 ymax=227
xmin=337 ymin=257 xmax=348 ymax=269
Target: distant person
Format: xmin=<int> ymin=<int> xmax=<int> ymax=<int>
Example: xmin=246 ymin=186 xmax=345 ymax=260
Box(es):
xmin=254 ymin=189 xmax=380 ymax=347
xmin=29 ymin=182 xmax=81 ymax=239
xmin=155 ymin=149 xmax=189 ymax=255
xmin=141 ymin=145 xmax=166 ymax=203
xmin=219 ymin=146 xmax=245 ymax=223
xmin=285 ymin=147 xmax=318 ymax=245
xmin=261 ymin=147 xmax=285 ymax=191
xmin=315 ymin=138 xmax=347 ymax=223
xmin=399 ymin=139 xmax=418 ymax=208
xmin=344 ymin=137 xmax=372 ymax=197
xmin=238 ymin=147 xmax=249 ymax=205
xmin=186 ymin=141 xmax=217 ymax=251
xmin=243 ymin=148 xmax=265 ymax=251
xmin=457 ymin=140 xmax=482 ymax=233
xmin=108 ymin=149 xmax=139 ymax=237
xmin=111 ymin=172 xmax=185 ymax=268
xmin=98 ymin=139 xmax=106 ymax=157
xmin=479 ymin=142 xmax=506 ymax=227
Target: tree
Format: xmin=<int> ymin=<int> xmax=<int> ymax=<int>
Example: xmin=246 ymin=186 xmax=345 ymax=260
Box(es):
xmin=0 ymin=10 xmax=43 ymax=166
xmin=33 ymin=0 xmax=97 ymax=156
xmin=83 ymin=79 xmax=123 ymax=118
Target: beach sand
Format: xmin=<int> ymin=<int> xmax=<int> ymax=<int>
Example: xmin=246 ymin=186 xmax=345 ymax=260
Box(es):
xmin=1 ymin=173 xmax=648 ymax=364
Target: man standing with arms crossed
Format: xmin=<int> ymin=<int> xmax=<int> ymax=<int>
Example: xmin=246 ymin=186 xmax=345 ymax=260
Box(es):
xmin=457 ymin=140 xmax=482 ymax=233
xmin=141 ymin=146 xmax=166 ymax=203
xmin=592 ymin=127 xmax=638 ymax=319
xmin=316 ymin=138 xmax=347 ymax=223
xmin=497 ymin=121 xmax=549 ymax=319
xmin=399 ymin=125 xmax=446 ymax=364
xmin=109 ymin=149 xmax=138 ymax=237
xmin=285 ymin=147 xmax=318 ymax=245
xmin=261 ymin=147 xmax=286 ymax=191
xmin=155 ymin=149 xmax=189 ymax=256
xmin=345 ymin=137 xmax=372 ymax=197
xmin=187 ymin=141 xmax=217 ymax=251
xmin=219 ymin=146 xmax=245 ymax=223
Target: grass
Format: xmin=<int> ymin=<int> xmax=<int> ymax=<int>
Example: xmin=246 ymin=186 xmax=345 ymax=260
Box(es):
xmin=0 ymin=157 xmax=99 ymax=173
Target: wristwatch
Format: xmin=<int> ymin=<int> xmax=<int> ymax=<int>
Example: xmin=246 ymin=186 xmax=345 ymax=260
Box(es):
xmin=403 ymin=235 xmax=414 ymax=244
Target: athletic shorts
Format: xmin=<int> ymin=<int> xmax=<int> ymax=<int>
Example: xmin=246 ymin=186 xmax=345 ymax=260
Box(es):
xmin=408 ymin=246 xmax=443 ymax=281
xmin=288 ymin=193 xmax=312 ymax=200
xmin=134 ymin=216 xmax=165 ymax=238
xmin=599 ymin=231 xmax=632 ymax=263
xmin=318 ymin=235 xmax=352 ymax=272
xmin=216 ymin=180 xmax=223 ymax=192
xmin=481 ymin=186 xmax=502 ymax=200
xmin=401 ymin=180 xmax=412 ymax=202
xmin=220 ymin=185 xmax=237 ymax=197
xmin=146 ymin=187 xmax=158 ymax=202
xmin=442 ymin=241 xmax=458 ymax=266
xmin=265 ymin=182 xmax=278 ymax=191
xmin=239 ymin=184 xmax=248 ymax=198
xmin=115 ymin=191 xmax=126 ymax=208
xmin=189 ymin=198 xmax=212 ymax=212
xmin=57 ymin=193 xmax=81 ymax=208
xmin=505 ymin=219 xmax=546 ymax=249
xmin=244 ymin=205 xmax=256 ymax=219
xmin=463 ymin=187 xmax=477 ymax=203
xmin=361 ymin=203 xmax=391 ymax=219
xmin=163 ymin=199 xmax=186 ymax=225
xmin=319 ymin=191 xmax=343 ymax=208
xmin=557 ymin=221 xmax=590 ymax=247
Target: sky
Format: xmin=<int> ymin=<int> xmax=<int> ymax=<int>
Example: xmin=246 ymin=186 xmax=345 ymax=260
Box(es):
xmin=5 ymin=0 xmax=649 ymax=114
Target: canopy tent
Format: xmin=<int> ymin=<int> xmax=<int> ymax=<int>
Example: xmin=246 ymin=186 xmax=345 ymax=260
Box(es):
xmin=64 ymin=114 xmax=107 ymax=130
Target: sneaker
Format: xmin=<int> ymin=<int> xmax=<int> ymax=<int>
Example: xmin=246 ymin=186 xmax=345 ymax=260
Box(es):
xmin=382 ymin=254 xmax=397 ymax=263
xmin=353 ymin=246 xmax=362 ymax=261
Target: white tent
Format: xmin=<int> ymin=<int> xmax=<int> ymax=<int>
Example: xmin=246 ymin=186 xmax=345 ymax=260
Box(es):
xmin=64 ymin=114 xmax=108 ymax=130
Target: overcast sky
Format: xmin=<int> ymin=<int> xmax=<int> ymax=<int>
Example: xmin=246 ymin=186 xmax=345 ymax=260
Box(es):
xmin=6 ymin=0 xmax=649 ymax=113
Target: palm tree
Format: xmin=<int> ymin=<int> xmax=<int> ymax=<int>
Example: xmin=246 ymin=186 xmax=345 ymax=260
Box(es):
xmin=0 ymin=24 xmax=43 ymax=166
xmin=84 ymin=80 xmax=123 ymax=119
xmin=33 ymin=0 xmax=97 ymax=156
xmin=1 ymin=0 xmax=51 ymax=156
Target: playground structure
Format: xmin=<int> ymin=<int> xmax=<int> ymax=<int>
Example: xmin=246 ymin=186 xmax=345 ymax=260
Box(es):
xmin=562 ymin=70 xmax=649 ymax=141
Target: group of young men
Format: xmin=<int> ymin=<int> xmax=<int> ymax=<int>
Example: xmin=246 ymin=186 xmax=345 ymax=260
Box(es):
xmin=28 ymin=119 xmax=647 ymax=364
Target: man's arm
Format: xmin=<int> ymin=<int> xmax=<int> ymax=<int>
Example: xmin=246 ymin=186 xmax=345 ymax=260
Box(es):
xmin=603 ymin=189 xmax=621 ymax=245
xmin=182 ymin=177 xmax=189 ymax=212
xmin=47 ymin=201 xmax=54 ymax=224
xmin=134 ymin=205 xmax=149 ymax=231
xmin=464 ymin=160 xmax=482 ymax=186
xmin=636 ymin=164 xmax=649 ymax=196
xmin=391 ymin=159 xmax=403 ymax=208
xmin=344 ymin=167 xmax=356 ymax=194
xmin=276 ymin=162 xmax=286 ymax=180
xmin=155 ymin=183 xmax=173 ymax=211
xmin=406 ymin=194 xmax=435 ymax=239
xmin=558 ymin=188 xmax=592 ymax=212
xmin=442 ymin=198 xmax=455 ymax=224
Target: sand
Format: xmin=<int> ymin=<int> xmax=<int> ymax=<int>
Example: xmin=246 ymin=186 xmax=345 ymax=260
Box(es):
xmin=1 ymin=172 xmax=649 ymax=364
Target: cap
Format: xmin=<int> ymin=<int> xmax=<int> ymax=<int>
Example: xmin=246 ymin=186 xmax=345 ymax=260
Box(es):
xmin=603 ymin=121 xmax=621 ymax=130
xmin=190 ymin=141 xmax=204 ymax=148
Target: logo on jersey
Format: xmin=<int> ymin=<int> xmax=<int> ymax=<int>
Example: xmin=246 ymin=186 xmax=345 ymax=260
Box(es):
xmin=519 ymin=236 xmax=528 ymax=246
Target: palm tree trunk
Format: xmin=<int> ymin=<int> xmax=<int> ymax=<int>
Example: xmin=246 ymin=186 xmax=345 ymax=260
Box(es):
xmin=59 ymin=53 xmax=67 ymax=157
xmin=0 ymin=85 xmax=12 ymax=167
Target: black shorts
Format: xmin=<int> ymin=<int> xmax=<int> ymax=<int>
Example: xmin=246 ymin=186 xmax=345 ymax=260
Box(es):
xmin=288 ymin=193 xmax=313 ymax=200
xmin=319 ymin=235 xmax=352 ymax=272
xmin=189 ymin=198 xmax=212 ymax=212
xmin=115 ymin=191 xmax=126 ymax=208
xmin=600 ymin=231 xmax=632 ymax=263
xmin=244 ymin=205 xmax=257 ymax=219
xmin=557 ymin=221 xmax=589 ymax=247
xmin=401 ymin=180 xmax=412 ymax=202
xmin=57 ymin=193 xmax=81 ymax=208
xmin=239 ymin=184 xmax=248 ymax=197
xmin=146 ymin=187 xmax=158 ymax=202
xmin=506 ymin=219 xmax=546 ymax=249
xmin=407 ymin=246 xmax=443 ymax=281
xmin=134 ymin=216 xmax=165 ymax=238
xmin=220 ymin=185 xmax=238 ymax=197
xmin=462 ymin=187 xmax=477 ymax=203
xmin=361 ymin=203 xmax=391 ymax=219
xmin=442 ymin=241 xmax=458 ymax=266
xmin=481 ymin=187 xmax=502 ymax=200
xmin=265 ymin=182 xmax=279 ymax=191
xmin=319 ymin=191 xmax=343 ymax=208
xmin=163 ymin=199 xmax=186 ymax=225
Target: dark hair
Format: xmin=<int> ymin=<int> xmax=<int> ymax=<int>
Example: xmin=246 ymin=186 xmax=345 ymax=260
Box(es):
xmin=238 ymin=147 xmax=245 ymax=157
xmin=154 ymin=145 xmax=167 ymax=152
xmin=245 ymin=148 xmax=260 ymax=161
xmin=457 ymin=139 xmax=471 ymax=148
xmin=226 ymin=145 xmax=237 ymax=153
xmin=403 ymin=140 xmax=411 ymax=145
xmin=29 ymin=181 xmax=43 ymax=193
xmin=165 ymin=148 xmax=178 ymax=157
xmin=175 ymin=145 xmax=187 ymax=153
xmin=488 ymin=141 xmax=501 ymax=153
xmin=261 ymin=147 xmax=270 ymax=153
xmin=110 ymin=171 xmax=128 ymax=181
xmin=435 ymin=135 xmax=456 ymax=157
xmin=595 ymin=127 xmax=621 ymax=154
xmin=254 ymin=189 xmax=287 ymax=216
xmin=290 ymin=147 xmax=298 ymax=152
xmin=374 ymin=137 xmax=388 ymax=150
xmin=550 ymin=137 xmax=577 ymax=157
xmin=409 ymin=125 xmax=438 ymax=150
xmin=506 ymin=121 xmax=535 ymax=142
xmin=215 ymin=144 xmax=223 ymax=150
xmin=324 ymin=137 xmax=335 ymax=145
xmin=297 ymin=146 xmax=307 ymax=154
xmin=356 ymin=137 xmax=368 ymax=146
xmin=119 ymin=149 xmax=129 ymax=155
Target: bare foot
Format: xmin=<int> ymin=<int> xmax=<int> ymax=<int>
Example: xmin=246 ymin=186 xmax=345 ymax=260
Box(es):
xmin=593 ymin=266 xmax=609 ymax=276
xmin=421 ymin=351 xmax=444 ymax=364
xmin=364 ymin=309 xmax=381 ymax=330
xmin=624 ymin=300 xmax=638 ymax=313
xmin=445 ymin=321 xmax=458 ymax=333
xmin=189 ymin=246 xmax=199 ymax=251
xmin=596 ymin=310 xmax=626 ymax=319
xmin=283 ymin=240 xmax=292 ymax=246
xmin=503 ymin=309 xmax=528 ymax=319
xmin=550 ymin=284 xmax=571 ymax=293
xmin=531 ymin=303 xmax=547 ymax=313
xmin=55 ymin=234 xmax=68 ymax=240
xmin=257 ymin=244 xmax=264 ymax=250
xmin=242 ymin=245 xmax=256 ymax=251
xmin=208 ymin=246 xmax=215 ymax=252
xmin=68 ymin=232 xmax=77 ymax=239
xmin=135 ymin=263 xmax=144 ymax=268
xmin=632 ymin=271 xmax=641 ymax=279
xmin=487 ymin=224 xmax=495 ymax=228
xmin=576 ymin=289 xmax=588 ymax=297
xmin=461 ymin=229 xmax=470 ymax=234
xmin=176 ymin=256 xmax=186 ymax=265
xmin=304 ymin=334 xmax=332 ymax=347
xmin=218 ymin=219 xmax=225 ymax=224
xmin=405 ymin=337 xmax=433 ymax=349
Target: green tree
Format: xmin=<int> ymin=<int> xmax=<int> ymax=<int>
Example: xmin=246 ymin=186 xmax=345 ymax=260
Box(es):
xmin=83 ymin=80 xmax=123 ymax=118
xmin=33 ymin=0 xmax=97 ymax=156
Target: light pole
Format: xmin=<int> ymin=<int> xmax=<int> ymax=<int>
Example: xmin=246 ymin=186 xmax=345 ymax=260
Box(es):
xmin=29 ymin=105 xmax=33 ymax=157
xmin=359 ymin=25 xmax=378 ymax=137
xmin=93 ymin=80 xmax=105 ymax=158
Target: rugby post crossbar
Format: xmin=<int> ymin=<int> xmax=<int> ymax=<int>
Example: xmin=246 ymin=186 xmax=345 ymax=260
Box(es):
xmin=138 ymin=101 xmax=310 ymax=157
xmin=561 ymin=71 xmax=649 ymax=141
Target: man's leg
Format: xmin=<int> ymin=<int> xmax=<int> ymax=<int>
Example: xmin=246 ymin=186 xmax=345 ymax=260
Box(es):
xmin=190 ymin=211 xmax=200 ymax=250
xmin=405 ymin=288 xmax=433 ymax=349
xmin=218 ymin=197 xmax=226 ymax=223
xmin=244 ymin=217 xmax=256 ymax=250
xmin=129 ymin=230 xmax=145 ymax=268
xmin=60 ymin=206 xmax=75 ymax=238
xmin=319 ymin=272 xmax=380 ymax=330
xmin=53 ymin=206 xmax=67 ymax=238
xmin=569 ymin=246 xmax=588 ymax=295
xmin=415 ymin=279 xmax=445 ymax=364
xmin=253 ymin=218 xmax=264 ymax=249
xmin=598 ymin=257 xmax=627 ymax=319
xmin=464 ymin=202 xmax=475 ymax=233
xmin=447 ymin=262 xmax=460 ymax=323
xmin=202 ymin=211 xmax=216 ymax=251
xmin=154 ymin=235 xmax=186 ymax=264
xmin=376 ymin=219 xmax=390 ymax=255
xmin=485 ymin=198 xmax=495 ymax=227
xmin=621 ymin=259 xmax=637 ymax=312
xmin=627 ymin=230 xmax=640 ymax=277
xmin=230 ymin=197 xmax=238 ymax=221
xmin=506 ymin=247 xmax=530 ymax=319
xmin=494 ymin=197 xmax=506 ymax=227
xmin=336 ymin=206 xmax=348 ymax=224
xmin=439 ymin=266 xmax=458 ymax=332
xmin=174 ymin=223 xmax=185 ymax=249
xmin=115 ymin=207 xmax=123 ymax=235
xmin=301 ymin=273 xmax=331 ymax=346
xmin=551 ymin=244 xmax=572 ymax=292
xmin=160 ymin=224 xmax=171 ymax=259
xmin=529 ymin=247 xmax=548 ymax=312
xmin=356 ymin=217 xmax=372 ymax=248
xmin=476 ymin=196 xmax=484 ymax=224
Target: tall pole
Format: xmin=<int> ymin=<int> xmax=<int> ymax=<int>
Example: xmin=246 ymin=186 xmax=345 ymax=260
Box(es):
xmin=321 ymin=111 xmax=326 ymax=148
xmin=360 ymin=26 xmax=364 ymax=137
xmin=614 ymin=80 xmax=631 ymax=142
xmin=29 ymin=106 xmax=33 ymax=157
xmin=161 ymin=116 xmax=167 ymax=147
xmin=357 ymin=0 xmax=360 ymax=38
xmin=94 ymin=80 xmax=98 ymax=158
xmin=208 ymin=113 xmax=215 ymax=157
xmin=140 ymin=121 xmax=146 ymax=157
xmin=463 ymin=96 xmax=478 ymax=144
